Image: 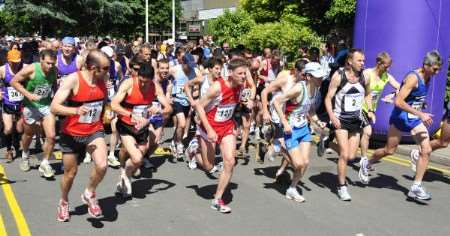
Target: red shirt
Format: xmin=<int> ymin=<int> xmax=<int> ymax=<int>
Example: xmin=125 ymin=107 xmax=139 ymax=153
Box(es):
xmin=119 ymin=77 xmax=155 ymax=125
xmin=62 ymin=71 xmax=107 ymax=136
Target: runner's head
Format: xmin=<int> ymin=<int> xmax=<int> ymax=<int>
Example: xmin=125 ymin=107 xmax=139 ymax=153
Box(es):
xmin=61 ymin=37 xmax=76 ymax=57
xmin=227 ymin=58 xmax=249 ymax=86
xmin=175 ymin=47 xmax=186 ymax=63
xmin=422 ymin=50 xmax=442 ymax=76
xmin=375 ymin=52 xmax=392 ymax=73
xmin=139 ymin=43 xmax=152 ymax=62
xmin=86 ymin=49 xmax=110 ymax=78
xmin=293 ymin=59 xmax=308 ymax=81
xmin=7 ymin=49 xmax=23 ymax=73
xmin=137 ymin=62 xmax=154 ymax=82
xmin=157 ymin=58 xmax=170 ymax=80
xmin=39 ymin=49 xmax=57 ymax=73
xmin=129 ymin=55 xmax=144 ymax=77
xmin=346 ymin=48 xmax=365 ymax=73
xmin=204 ymin=58 xmax=223 ymax=79
xmin=304 ymin=62 xmax=326 ymax=87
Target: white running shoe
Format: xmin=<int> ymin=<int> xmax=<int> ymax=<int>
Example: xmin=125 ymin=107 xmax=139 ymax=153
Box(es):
xmin=325 ymin=148 xmax=335 ymax=154
xmin=116 ymin=176 xmax=132 ymax=198
xmin=408 ymin=184 xmax=431 ymax=200
xmin=83 ymin=152 xmax=92 ymax=164
xmin=358 ymin=157 xmax=370 ymax=184
xmin=285 ymin=187 xmax=305 ymax=202
xmin=410 ymin=149 xmax=419 ymax=172
xmin=38 ymin=161 xmax=55 ymax=178
xmin=107 ymin=155 xmax=120 ymax=167
xmin=337 ymin=186 xmax=352 ymax=201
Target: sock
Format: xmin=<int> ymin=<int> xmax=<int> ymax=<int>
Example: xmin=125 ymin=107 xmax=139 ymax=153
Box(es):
xmin=84 ymin=189 xmax=93 ymax=198
xmin=22 ymin=150 xmax=29 ymax=159
xmin=413 ymin=181 xmax=421 ymax=186
xmin=41 ymin=159 xmax=49 ymax=165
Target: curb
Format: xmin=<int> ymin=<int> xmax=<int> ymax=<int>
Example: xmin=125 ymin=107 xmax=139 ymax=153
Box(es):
xmin=395 ymin=146 xmax=450 ymax=167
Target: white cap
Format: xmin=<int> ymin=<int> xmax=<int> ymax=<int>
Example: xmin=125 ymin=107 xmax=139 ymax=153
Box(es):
xmin=305 ymin=62 xmax=326 ymax=79
xmin=101 ymin=46 xmax=114 ymax=58
xmin=167 ymin=38 xmax=175 ymax=45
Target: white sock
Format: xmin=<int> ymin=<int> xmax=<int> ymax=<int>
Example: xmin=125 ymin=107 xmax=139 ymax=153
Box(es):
xmin=413 ymin=181 xmax=421 ymax=186
xmin=22 ymin=151 xmax=29 ymax=159
xmin=84 ymin=189 xmax=93 ymax=197
xmin=41 ymin=159 xmax=49 ymax=165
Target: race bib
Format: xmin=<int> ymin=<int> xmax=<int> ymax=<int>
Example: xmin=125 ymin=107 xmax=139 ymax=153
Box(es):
xmin=289 ymin=110 xmax=307 ymax=128
xmin=34 ymin=84 xmax=51 ymax=98
xmin=408 ymin=101 xmax=424 ymax=119
xmin=214 ymin=104 xmax=236 ymax=122
xmin=78 ymin=101 xmax=103 ymax=124
xmin=371 ymin=91 xmax=381 ymax=108
xmin=344 ymin=93 xmax=363 ymax=112
xmin=132 ymin=105 xmax=149 ymax=119
xmin=7 ymin=87 xmax=24 ymax=102
xmin=175 ymin=85 xmax=184 ymax=95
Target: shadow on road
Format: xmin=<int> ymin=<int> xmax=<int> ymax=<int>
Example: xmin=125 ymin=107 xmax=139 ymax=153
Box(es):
xmin=402 ymin=170 xmax=450 ymax=185
xmin=72 ymin=178 xmax=175 ymax=228
xmin=308 ymin=172 xmax=355 ymax=194
xmin=186 ymin=183 xmax=238 ymax=204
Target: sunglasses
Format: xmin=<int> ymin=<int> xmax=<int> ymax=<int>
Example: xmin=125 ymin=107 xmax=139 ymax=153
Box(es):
xmin=132 ymin=66 xmax=140 ymax=71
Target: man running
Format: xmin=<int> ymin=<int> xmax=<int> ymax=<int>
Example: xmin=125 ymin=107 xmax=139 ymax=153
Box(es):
xmin=273 ymin=62 xmax=326 ymax=202
xmin=11 ymin=49 xmax=58 ymax=178
xmin=359 ymin=51 xmax=442 ymax=200
xmin=56 ymin=37 xmax=82 ymax=78
xmin=358 ymin=52 xmax=400 ymax=168
xmin=0 ymin=49 xmax=24 ymax=162
xmin=195 ymin=58 xmax=249 ymax=213
xmin=52 ymin=50 xmax=110 ymax=222
xmin=112 ymin=61 xmax=171 ymax=198
xmin=325 ymin=48 xmax=371 ymax=201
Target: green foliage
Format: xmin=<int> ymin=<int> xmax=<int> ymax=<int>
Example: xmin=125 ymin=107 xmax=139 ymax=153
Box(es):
xmin=324 ymin=0 xmax=356 ymax=25
xmin=206 ymin=9 xmax=256 ymax=47
xmin=0 ymin=0 xmax=182 ymax=38
xmin=242 ymin=14 xmax=321 ymax=60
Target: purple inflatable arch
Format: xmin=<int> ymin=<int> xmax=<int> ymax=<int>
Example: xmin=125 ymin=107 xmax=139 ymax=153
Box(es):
xmin=353 ymin=0 xmax=450 ymax=141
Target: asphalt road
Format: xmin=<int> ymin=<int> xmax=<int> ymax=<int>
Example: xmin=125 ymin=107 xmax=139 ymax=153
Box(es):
xmin=0 ymin=132 xmax=449 ymax=236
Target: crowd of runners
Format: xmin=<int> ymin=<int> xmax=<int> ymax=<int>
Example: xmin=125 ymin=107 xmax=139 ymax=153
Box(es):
xmin=0 ymin=35 xmax=448 ymax=221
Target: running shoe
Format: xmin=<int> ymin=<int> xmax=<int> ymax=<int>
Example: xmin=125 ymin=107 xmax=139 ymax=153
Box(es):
xmin=107 ymin=155 xmax=121 ymax=167
xmin=20 ymin=159 xmax=31 ymax=172
xmin=185 ymin=141 xmax=198 ymax=170
xmin=317 ymin=135 xmax=327 ymax=157
xmin=56 ymin=199 xmax=70 ymax=222
xmin=337 ymin=186 xmax=352 ymax=201
xmin=325 ymin=148 xmax=335 ymax=154
xmin=410 ymin=149 xmax=419 ymax=172
xmin=81 ymin=191 xmax=103 ymax=218
xmin=211 ymin=199 xmax=231 ymax=213
xmin=83 ymin=152 xmax=92 ymax=164
xmin=285 ymin=187 xmax=305 ymax=202
xmin=176 ymin=143 xmax=184 ymax=161
xmin=116 ymin=176 xmax=132 ymax=198
xmin=358 ymin=157 xmax=370 ymax=184
xmin=265 ymin=146 xmax=276 ymax=162
xmin=38 ymin=162 xmax=55 ymax=178
xmin=408 ymin=184 xmax=431 ymax=200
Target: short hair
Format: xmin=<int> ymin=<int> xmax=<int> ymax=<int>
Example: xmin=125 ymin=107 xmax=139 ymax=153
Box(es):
xmin=346 ymin=48 xmax=364 ymax=62
xmin=227 ymin=58 xmax=249 ymax=71
xmin=228 ymin=48 xmax=243 ymax=59
xmin=85 ymin=40 xmax=97 ymax=50
xmin=423 ymin=50 xmax=442 ymax=66
xmin=376 ymin=51 xmax=391 ymax=64
xmin=85 ymin=49 xmax=108 ymax=69
xmin=39 ymin=49 xmax=57 ymax=60
xmin=129 ymin=54 xmax=144 ymax=68
xmin=204 ymin=58 xmax=223 ymax=69
xmin=140 ymin=43 xmax=152 ymax=52
xmin=294 ymin=59 xmax=308 ymax=72
xmin=175 ymin=47 xmax=186 ymax=57
xmin=157 ymin=58 xmax=169 ymax=68
xmin=138 ymin=62 xmax=154 ymax=80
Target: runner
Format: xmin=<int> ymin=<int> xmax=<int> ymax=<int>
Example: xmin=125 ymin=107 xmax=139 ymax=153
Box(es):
xmin=184 ymin=57 xmax=223 ymax=171
xmin=170 ymin=53 xmax=200 ymax=160
xmin=273 ymin=62 xmax=326 ymax=202
xmin=0 ymin=49 xmax=24 ymax=162
xmin=52 ymin=49 xmax=110 ymax=222
xmin=56 ymin=37 xmax=82 ymax=78
xmin=194 ymin=58 xmax=249 ymax=213
xmin=358 ymin=52 xmax=400 ymax=167
xmin=324 ymin=48 xmax=371 ymax=201
xmin=11 ymin=49 xmax=58 ymax=178
xmin=359 ymin=51 xmax=442 ymax=200
xmin=111 ymin=61 xmax=171 ymax=198
xmin=261 ymin=59 xmax=309 ymax=178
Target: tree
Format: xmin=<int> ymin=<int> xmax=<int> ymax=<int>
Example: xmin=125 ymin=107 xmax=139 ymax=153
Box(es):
xmin=206 ymin=9 xmax=256 ymax=47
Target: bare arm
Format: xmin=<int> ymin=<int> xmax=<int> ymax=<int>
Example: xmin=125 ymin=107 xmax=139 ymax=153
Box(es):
xmin=388 ymin=74 xmax=401 ymax=92
xmin=325 ymin=71 xmax=342 ymax=129
xmin=394 ymin=74 xmax=423 ymax=116
xmin=245 ymin=69 xmax=256 ymax=100
xmin=184 ymin=74 xmax=204 ymax=105
xmin=273 ymin=83 xmax=303 ymax=133
xmin=10 ymin=64 xmax=38 ymax=101
xmin=261 ymin=71 xmax=288 ymax=114
xmin=111 ymin=79 xmax=133 ymax=117
xmin=195 ymin=81 xmax=221 ymax=134
xmin=50 ymin=74 xmax=79 ymax=116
